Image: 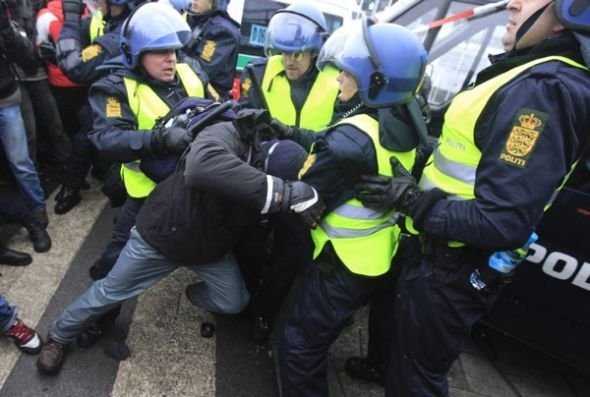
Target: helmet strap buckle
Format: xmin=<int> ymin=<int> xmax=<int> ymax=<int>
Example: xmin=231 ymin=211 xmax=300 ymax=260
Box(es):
xmin=368 ymin=72 xmax=386 ymax=99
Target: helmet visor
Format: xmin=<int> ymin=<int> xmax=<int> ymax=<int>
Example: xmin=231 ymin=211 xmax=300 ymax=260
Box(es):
xmin=316 ymin=21 xmax=364 ymax=71
xmin=264 ymin=12 xmax=324 ymax=55
xmin=127 ymin=3 xmax=191 ymax=54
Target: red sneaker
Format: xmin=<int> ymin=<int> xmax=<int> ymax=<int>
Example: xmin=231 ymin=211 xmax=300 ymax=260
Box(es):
xmin=4 ymin=318 xmax=43 ymax=355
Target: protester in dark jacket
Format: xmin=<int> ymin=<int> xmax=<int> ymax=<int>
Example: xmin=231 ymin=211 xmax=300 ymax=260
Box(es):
xmin=36 ymin=108 xmax=324 ymax=375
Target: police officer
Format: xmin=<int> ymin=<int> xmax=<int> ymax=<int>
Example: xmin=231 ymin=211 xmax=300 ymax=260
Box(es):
xmin=171 ymin=0 xmax=239 ymax=100
xmin=52 ymin=0 xmax=136 ymax=215
xmin=354 ymin=1 xmax=590 ymax=395
xmin=240 ymin=1 xmax=340 ymax=132
xmin=86 ymin=1 xmax=206 ymax=282
xmin=272 ymin=21 xmax=427 ymax=396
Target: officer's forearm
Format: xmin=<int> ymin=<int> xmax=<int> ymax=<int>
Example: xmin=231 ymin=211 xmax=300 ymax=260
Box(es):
xmin=290 ymin=126 xmax=317 ymax=152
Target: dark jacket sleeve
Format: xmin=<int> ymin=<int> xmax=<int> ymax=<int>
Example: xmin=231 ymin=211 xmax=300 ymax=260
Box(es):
xmin=413 ymin=62 xmax=590 ymax=250
xmin=301 ymin=124 xmax=377 ymax=212
xmin=87 ymin=74 xmax=154 ymax=162
xmin=183 ymin=121 xmax=269 ymax=210
xmin=0 ymin=22 xmax=38 ymax=74
xmin=57 ymin=19 xmax=117 ymax=83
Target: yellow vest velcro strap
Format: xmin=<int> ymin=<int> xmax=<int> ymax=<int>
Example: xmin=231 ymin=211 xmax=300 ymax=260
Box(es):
xmin=123 ymin=161 xmax=142 ymax=172
xmin=319 ymin=214 xmax=399 ymax=239
xmin=418 ymin=174 xmax=464 ymax=201
xmin=432 ymin=148 xmax=476 ymax=185
xmin=331 ymin=203 xmax=390 ymax=220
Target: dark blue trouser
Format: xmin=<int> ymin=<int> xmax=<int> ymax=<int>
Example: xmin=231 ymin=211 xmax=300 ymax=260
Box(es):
xmin=61 ymin=129 xmax=94 ymax=189
xmin=0 ymin=193 xmax=31 ymax=224
xmin=19 ymin=79 xmax=71 ymax=164
xmin=279 ymin=246 xmax=381 ymax=397
xmin=0 ymin=294 xmax=17 ymax=333
xmin=385 ymin=247 xmax=500 ymax=397
xmin=61 ymin=104 xmax=111 ymax=188
xmin=96 ymin=196 xmax=145 ymax=269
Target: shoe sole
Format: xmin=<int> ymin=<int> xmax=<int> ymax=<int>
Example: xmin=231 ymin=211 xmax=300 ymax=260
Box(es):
xmin=36 ymin=361 xmax=64 ymax=375
xmin=14 ymin=332 xmax=42 ymax=355
xmin=0 ymin=257 xmax=33 ymax=266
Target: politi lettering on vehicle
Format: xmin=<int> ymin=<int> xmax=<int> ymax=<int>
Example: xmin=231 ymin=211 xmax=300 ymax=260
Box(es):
xmin=527 ymin=243 xmax=590 ymax=291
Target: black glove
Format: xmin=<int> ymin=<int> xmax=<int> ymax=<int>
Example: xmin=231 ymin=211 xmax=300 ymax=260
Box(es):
xmin=268 ymin=178 xmax=325 ymax=228
xmin=270 ymin=118 xmax=294 ymax=140
xmin=38 ymin=40 xmax=57 ymax=64
xmin=62 ymin=0 xmax=84 ymax=21
xmin=151 ymin=126 xmax=193 ymax=155
xmin=355 ymin=157 xmax=422 ymax=213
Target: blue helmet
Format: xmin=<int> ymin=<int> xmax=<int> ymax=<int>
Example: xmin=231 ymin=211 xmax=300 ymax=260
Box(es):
xmin=264 ymin=1 xmax=327 ymax=56
xmin=555 ymin=0 xmax=590 ymax=66
xmin=214 ymin=0 xmax=230 ymax=11
xmin=317 ymin=19 xmax=427 ymax=108
xmin=120 ymin=2 xmax=191 ymax=69
xmin=555 ymin=0 xmax=590 ymax=31
xmin=166 ymin=0 xmax=192 ymax=13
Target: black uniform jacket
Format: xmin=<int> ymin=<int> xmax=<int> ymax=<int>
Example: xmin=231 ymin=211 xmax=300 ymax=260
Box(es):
xmin=88 ymin=67 xmax=189 ymax=162
xmin=182 ymin=10 xmax=239 ymax=97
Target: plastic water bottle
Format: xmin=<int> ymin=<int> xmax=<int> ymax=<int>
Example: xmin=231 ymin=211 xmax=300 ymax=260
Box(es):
xmin=470 ymin=232 xmax=539 ymax=290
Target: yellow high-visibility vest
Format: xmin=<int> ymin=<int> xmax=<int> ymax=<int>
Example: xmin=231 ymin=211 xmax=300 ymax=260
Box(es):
xmin=311 ymin=114 xmax=415 ymax=276
xmin=121 ymin=63 xmax=205 ymax=198
xmin=89 ymin=11 xmax=105 ymax=42
xmin=261 ymin=55 xmax=339 ymax=131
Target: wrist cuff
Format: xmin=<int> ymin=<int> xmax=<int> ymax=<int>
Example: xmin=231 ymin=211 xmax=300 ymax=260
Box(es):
xmin=408 ymin=188 xmax=448 ymax=231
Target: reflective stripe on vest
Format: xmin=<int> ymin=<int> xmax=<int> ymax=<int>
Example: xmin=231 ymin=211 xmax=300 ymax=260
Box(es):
xmin=89 ymin=11 xmax=105 ymax=42
xmin=412 ymin=56 xmax=587 ymax=242
xmin=261 ymin=55 xmax=339 ymax=131
xmin=421 ymin=55 xmax=586 ymax=200
xmin=311 ymin=114 xmax=416 ymax=276
xmin=121 ymin=63 xmax=205 ymax=198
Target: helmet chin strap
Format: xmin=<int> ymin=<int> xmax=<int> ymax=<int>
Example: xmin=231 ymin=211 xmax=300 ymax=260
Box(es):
xmin=513 ymin=1 xmax=552 ymax=51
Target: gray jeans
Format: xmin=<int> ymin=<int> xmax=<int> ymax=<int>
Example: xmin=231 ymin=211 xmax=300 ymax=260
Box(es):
xmin=50 ymin=227 xmax=249 ymax=343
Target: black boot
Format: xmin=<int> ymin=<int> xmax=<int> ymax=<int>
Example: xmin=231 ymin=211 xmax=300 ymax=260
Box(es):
xmin=54 ymin=186 xmax=81 ymax=215
xmin=31 ymin=207 xmax=49 ymax=228
xmin=344 ymin=357 xmax=385 ymax=386
xmin=0 ymin=245 xmax=32 ymax=266
xmin=23 ymin=220 xmax=51 ymax=253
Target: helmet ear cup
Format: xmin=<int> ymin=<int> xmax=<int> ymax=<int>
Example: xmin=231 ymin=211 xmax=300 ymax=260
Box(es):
xmin=120 ymin=40 xmax=133 ymax=66
xmin=368 ymin=72 xmax=386 ymax=100
xmin=119 ymin=3 xmax=141 ymax=68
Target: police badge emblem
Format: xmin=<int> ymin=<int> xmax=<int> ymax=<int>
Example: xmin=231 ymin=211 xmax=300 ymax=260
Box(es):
xmin=499 ymin=109 xmax=547 ymax=168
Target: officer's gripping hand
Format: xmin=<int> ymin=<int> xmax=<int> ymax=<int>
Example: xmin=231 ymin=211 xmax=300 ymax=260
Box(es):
xmin=270 ymin=118 xmax=295 ymax=140
xmin=62 ymin=0 xmax=84 ymax=21
xmin=151 ymin=126 xmax=193 ymax=155
xmin=38 ymin=40 xmax=57 ymax=64
xmin=267 ymin=178 xmax=325 ymax=229
xmin=355 ymin=157 xmax=422 ymax=213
